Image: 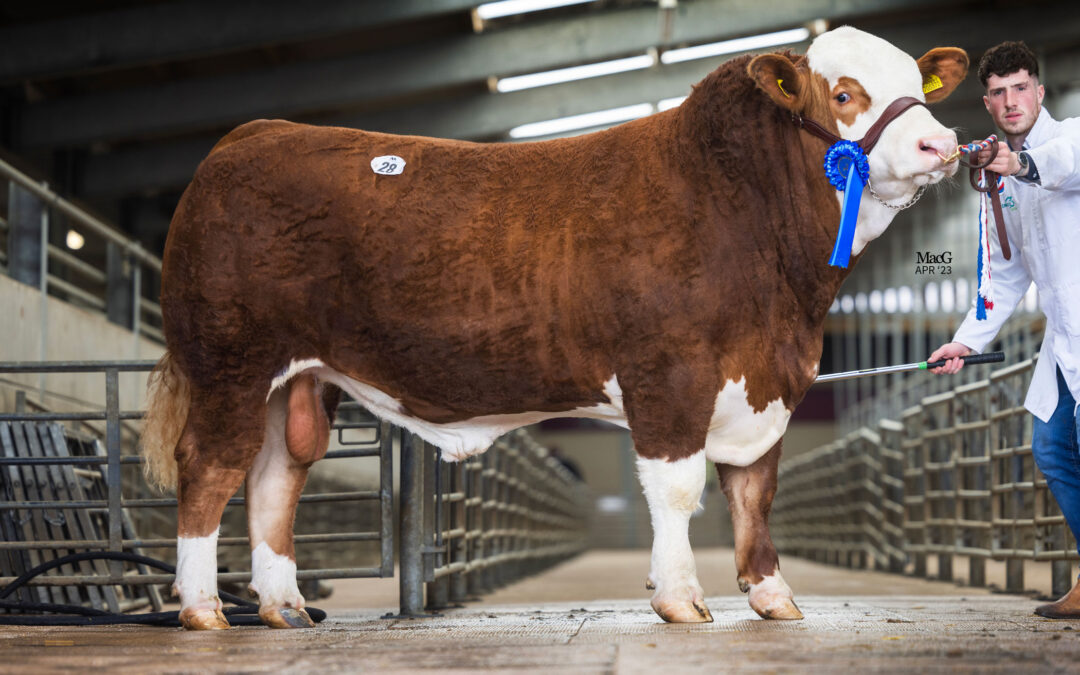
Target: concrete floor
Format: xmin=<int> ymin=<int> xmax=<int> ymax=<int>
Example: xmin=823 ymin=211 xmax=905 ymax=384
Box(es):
xmin=4 ymin=549 xmax=1080 ymax=674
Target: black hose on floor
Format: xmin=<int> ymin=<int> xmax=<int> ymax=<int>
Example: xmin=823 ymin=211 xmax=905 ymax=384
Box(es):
xmin=0 ymin=551 xmax=325 ymax=626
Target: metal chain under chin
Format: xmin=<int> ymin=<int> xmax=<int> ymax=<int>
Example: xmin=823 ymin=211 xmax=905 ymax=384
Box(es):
xmin=866 ymin=178 xmax=928 ymax=211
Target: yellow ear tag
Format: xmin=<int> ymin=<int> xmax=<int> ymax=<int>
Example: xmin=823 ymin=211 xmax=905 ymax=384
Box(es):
xmin=777 ymin=78 xmax=791 ymax=98
xmin=922 ymin=73 xmax=943 ymax=94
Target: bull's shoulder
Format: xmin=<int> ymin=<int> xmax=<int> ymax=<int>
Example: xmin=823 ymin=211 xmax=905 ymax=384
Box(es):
xmin=209 ymin=119 xmax=305 ymax=154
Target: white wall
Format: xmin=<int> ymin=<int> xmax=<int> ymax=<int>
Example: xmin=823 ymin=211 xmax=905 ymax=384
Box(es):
xmin=0 ymin=273 xmax=164 ymax=413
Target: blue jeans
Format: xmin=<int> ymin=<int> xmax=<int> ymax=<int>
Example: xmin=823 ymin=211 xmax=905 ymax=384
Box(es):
xmin=1031 ymin=368 xmax=1080 ymax=557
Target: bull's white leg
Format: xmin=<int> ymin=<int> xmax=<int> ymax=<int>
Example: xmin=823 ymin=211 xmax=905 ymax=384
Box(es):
xmin=175 ymin=528 xmax=226 ymax=628
xmin=637 ymin=450 xmax=712 ymax=623
xmin=174 ymin=427 xmax=250 ymax=630
xmin=245 ymin=375 xmax=330 ymax=628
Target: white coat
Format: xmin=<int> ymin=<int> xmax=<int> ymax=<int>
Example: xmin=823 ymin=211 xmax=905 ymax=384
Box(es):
xmin=953 ymin=106 xmax=1080 ymax=422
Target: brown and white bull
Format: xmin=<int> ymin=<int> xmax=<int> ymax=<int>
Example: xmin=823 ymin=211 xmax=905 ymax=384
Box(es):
xmin=141 ymin=27 xmax=967 ymax=630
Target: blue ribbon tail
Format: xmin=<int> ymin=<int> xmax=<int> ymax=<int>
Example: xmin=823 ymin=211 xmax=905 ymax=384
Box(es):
xmin=828 ymin=163 xmax=863 ymax=268
xmin=976 ymin=296 xmax=987 ymax=320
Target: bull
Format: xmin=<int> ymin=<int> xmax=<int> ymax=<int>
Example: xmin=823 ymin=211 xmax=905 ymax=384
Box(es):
xmin=140 ymin=26 xmax=968 ymax=629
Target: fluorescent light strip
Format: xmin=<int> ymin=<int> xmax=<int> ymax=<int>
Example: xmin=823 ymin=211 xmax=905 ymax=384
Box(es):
xmin=476 ymin=0 xmax=593 ymax=20
xmin=660 ymin=27 xmax=811 ymax=65
xmin=497 ymin=54 xmax=654 ymax=93
xmin=657 ymin=96 xmax=687 ymax=111
xmin=510 ymin=103 xmax=654 ymax=139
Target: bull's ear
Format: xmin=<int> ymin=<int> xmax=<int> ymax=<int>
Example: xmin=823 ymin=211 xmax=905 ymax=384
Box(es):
xmin=748 ymin=53 xmax=804 ymax=112
xmin=917 ymin=47 xmax=969 ymax=103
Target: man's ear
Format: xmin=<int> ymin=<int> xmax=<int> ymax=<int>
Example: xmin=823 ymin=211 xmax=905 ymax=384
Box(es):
xmin=917 ymin=47 xmax=969 ymax=103
xmin=748 ymin=53 xmax=805 ymax=112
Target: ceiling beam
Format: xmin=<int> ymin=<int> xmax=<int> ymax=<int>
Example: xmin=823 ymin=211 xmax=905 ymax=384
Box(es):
xmin=78 ymin=50 xmax=749 ymax=196
xmin=75 ymin=3 xmax=1080 ymax=198
xmin=0 ymin=0 xmax=481 ymax=84
xmin=18 ymin=0 xmax=953 ymax=148
xmin=80 ymin=10 xmax=1080 ymax=200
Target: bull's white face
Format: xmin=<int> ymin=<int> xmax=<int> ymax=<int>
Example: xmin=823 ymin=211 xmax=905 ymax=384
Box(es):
xmin=805 ymin=27 xmax=963 ymax=253
xmin=808 ymin=27 xmax=956 ymax=184
xmin=750 ymin=27 xmax=968 ymax=256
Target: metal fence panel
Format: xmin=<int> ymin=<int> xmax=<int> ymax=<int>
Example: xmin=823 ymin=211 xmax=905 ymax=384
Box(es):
xmin=2 ymin=360 xmax=590 ymax=617
xmin=776 ymin=355 xmax=1077 ymax=592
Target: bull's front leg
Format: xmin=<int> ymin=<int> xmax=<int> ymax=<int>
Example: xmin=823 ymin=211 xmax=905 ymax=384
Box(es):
xmin=637 ymin=450 xmax=712 ymax=623
xmin=716 ymin=441 xmax=802 ymax=619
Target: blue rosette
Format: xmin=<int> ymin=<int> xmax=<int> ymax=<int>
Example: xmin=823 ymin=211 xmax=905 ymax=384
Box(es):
xmin=823 ymin=140 xmax=870 ymax=268
xmin=823 ymin=140 xmax=870 ymax=190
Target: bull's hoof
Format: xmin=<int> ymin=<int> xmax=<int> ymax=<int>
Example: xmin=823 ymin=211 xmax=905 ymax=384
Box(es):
xmin=179 ymin=607 xmax=230 ymax=631
xmin=260 ymin=606 xmax=315 ymax=629
xmin=652 ymin=597 xmax=714 ymax=623
xmin=747 ymin=572 xmax=803 ymax=620
xmin=645 ymin=577 xmax=656 ymax=590
xmin=752 ymin=598 xmax=804 ymax=620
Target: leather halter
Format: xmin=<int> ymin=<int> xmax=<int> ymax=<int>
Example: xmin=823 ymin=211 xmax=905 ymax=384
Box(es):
xmin=791 ymin=96 xmax=927 ymax=154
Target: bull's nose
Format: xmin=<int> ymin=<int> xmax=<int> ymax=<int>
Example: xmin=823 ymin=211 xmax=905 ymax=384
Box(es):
xmin=918 ymin=134 xmax=957 ymax=162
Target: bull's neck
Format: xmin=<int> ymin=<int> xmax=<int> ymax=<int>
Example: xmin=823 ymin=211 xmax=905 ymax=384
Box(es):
xmin=671 ymin=74 xmax=857 ymax=329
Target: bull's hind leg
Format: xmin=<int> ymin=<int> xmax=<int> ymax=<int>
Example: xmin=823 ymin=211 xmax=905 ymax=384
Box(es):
xmin=174 ymin=388 xmax=266 ymax=630
xmin=246 ymin=375 xmax=338 ymax=628
xmin=637 ymin=450 xmax=712 ymax=623
xmin=716 ymin=440 xmax=802 ymax=620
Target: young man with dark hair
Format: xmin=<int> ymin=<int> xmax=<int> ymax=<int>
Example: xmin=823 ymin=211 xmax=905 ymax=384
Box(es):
xmin=931 ymin=40 xmax=1080 ymax=618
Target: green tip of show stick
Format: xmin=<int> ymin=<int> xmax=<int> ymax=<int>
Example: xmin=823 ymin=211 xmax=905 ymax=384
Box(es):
xmin=918 ymin=362 xmax=928 ymax=370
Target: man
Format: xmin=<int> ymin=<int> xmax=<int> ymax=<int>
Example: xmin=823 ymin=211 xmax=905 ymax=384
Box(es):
xmin=930 ymin=41 xmax=1080 ymax=618
xmin=928 ymin=42 xmax=1080 ymax=617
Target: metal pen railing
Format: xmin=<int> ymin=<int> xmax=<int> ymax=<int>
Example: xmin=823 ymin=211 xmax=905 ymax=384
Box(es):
xmin=1 ymin=157 xmax=164 ymax=344
xmin=1 ymin=360 xmax=589 ymax=617
xmin=836 ymin=317 xmax=1046 ymax=434
xmin=397 ymin=430 xmax=589 ymax=615
xmin=774 ymin=355 xmax=1077 ymax=597
xmin=0 ymin=361 xmax=393 ymax=600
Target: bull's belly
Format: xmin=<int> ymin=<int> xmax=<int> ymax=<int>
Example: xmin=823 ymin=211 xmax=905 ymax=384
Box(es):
xmin=271 ymin=359 xmax=628 ymax=461
xmin=270 ymin=360 xmax=790 ymax=465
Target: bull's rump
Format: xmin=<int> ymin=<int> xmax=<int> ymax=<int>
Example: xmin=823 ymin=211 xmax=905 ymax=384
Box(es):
xmin=162 ymin=119 xmax=692 ymax=421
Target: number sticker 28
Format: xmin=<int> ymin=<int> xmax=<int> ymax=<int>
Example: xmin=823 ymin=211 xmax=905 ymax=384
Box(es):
xmin=371 ymin=155 xmax=406 ymax=176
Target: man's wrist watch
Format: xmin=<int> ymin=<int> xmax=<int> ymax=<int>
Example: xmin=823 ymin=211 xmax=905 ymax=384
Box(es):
xmin=1014 ymin=151 xmax=1040 ymax=183
xmin=1014 ymin=151 xmax=1029 ymax=177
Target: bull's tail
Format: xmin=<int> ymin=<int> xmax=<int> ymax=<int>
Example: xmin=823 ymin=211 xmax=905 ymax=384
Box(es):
xmin=140 ymin=351 xmax=190 ymax=493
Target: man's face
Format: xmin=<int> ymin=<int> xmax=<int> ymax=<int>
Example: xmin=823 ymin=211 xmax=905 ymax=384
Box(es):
xmin=983 ymin=69 xmax=1044 ymax=138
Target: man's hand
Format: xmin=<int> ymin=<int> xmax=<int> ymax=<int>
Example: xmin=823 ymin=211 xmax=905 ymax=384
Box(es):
xmin=928 ymin=342 xmax=972 ymax=374
xmin=973 ymin=141 xmax=1022 ymax=176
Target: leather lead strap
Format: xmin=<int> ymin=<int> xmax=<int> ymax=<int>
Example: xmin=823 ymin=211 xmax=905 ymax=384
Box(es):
xmin=966 ymin=144 xmax=1013 ymax=261
xmin=990 ymin=184 xmax=1011 ymax=260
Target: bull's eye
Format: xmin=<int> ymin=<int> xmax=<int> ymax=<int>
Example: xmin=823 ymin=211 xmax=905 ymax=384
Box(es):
xmin=835 ymin=92 xmax=851 ymax=104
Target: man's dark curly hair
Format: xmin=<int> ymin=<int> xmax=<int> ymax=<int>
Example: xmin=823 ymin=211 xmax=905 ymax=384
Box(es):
xmin=978 ymin=41 xmax=1039 ymax=88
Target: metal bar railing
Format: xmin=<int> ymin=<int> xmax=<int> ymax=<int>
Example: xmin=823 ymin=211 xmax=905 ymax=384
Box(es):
xmin=2 ymin=359 xmax=589 ymax=616
xmin=0 ymin=158 xmax=160 ymax=272
xmin=0 ymin=361 xmax=393 ymax=596
xmin=399 ymin=429 xmax=589 ymax=616
xmin=1 ymin=158 xmax=164 ymax=344
xmin=775 ymin=353 xmax=1077 ymax=596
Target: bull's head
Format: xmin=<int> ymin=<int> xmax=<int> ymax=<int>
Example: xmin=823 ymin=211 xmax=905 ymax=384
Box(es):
xmin=748 ymin=26 xmax=968 ymax=254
